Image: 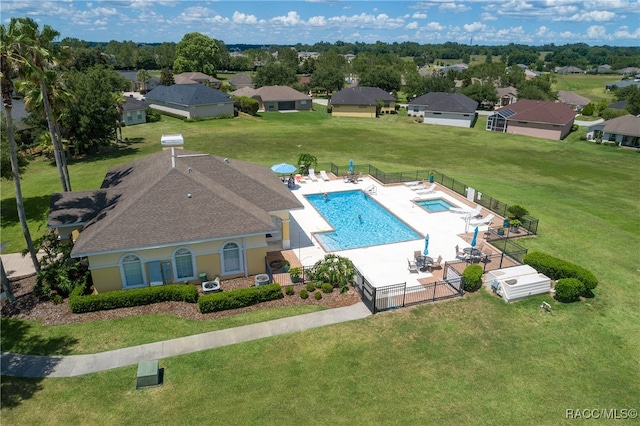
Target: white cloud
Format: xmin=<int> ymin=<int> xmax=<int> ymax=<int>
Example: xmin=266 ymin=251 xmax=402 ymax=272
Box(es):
xmin=271 ymin=11 xmax=303 ymax=26
xmin=480 ymin=12 xmax=497 ymax=21
xmin=561 ymin=10 xmax=617 ymax=22
xmin=412 ymin=12 xmax=427 ymax=19
xmin=612 ymin=26 xmax=640 ymax=39
xmin=586 ymin=25 xmax=607 ymax=38
xmin=232 ymin=11 xmax=257 ymax=24
xmin=536 ymin=26 xmax=549 ymax=36
xmin=327 ymin=13 xmax=405 ymax=29
xmin=406 ymin=21 xmax=419 ymax=30
xmin=463 ymin=22 xmax=487 ymax=32
xmin=425 ymin=22 xmax=445 ymax=31
xmin=308 ymin=15 xmax=327 ymax=26
xmin=439 ymin=2 xmax=472 ymax=13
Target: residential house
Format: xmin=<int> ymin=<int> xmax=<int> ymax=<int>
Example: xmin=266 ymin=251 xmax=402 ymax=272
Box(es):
xmin=329 ymin=86 xmax=397 ymax=118
xmin=587 ymin=115 xmax=640 ymax=147
xmin=607 ymin=100 xmax=628 ymax=110
xmin=174 ymin=72 xmax=220 ymax=89
xmin=230 ymin=87 xmax=257 ymax=98
xmin=605 ymin=80 xmax=640 ymax=91
xmin=557 ymin=91 xmax=591 ymax=112
xmin=145 ymin=84 xmax=234 ymax=119
xmin=229 ymin=73 xmax=255 ymax=90
xmin=47 ymin=140 xmax=304 ymax=293
xmin=117 ymin=70 xmax=160 ymax=92
xmin=496 ymin=86 xmax=518 ymax=108
xmin=408 ymin=92 xmax=478 ymax=128
xmin=587 ymin=64 xmax=613 ymax=74
xmin=486 ymin=99 xmax=576 ymax=140
xmin=250 ymin=86 xmax=313 ymax=111
xmin=616 ymin=67 xmax=640 ymax=76
xmin=555 ymin=66 xmax=585 ymax=75
xmin=441 ymin=63 xmax=468 ymax=74
xmin=121 ymin=97 xmax=146 ymax=126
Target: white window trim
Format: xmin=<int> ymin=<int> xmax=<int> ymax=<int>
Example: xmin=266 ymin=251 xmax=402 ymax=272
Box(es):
xmin=221 ymin=241 xmax=243 ymax=275
xmin=172 ymin=246 xmax=196 ymax=281
xmin=119 ymin=253 xmax=147 ymax=289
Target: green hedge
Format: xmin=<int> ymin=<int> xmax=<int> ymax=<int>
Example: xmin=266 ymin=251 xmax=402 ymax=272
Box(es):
xmin=462 ymin=264 xmax=483 ymax=292
xmin=523 ymin=251 xmax=598 ymax=293
xmin=69 ymin=284 xmax=199 ymax=313
xmin=555 ymin=278 xmax=585 ymax=303
xmin=198 ymin=283 xmax=282 ymax=313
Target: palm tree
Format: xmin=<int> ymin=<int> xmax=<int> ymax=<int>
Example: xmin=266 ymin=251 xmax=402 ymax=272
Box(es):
xmin=19 ymin=18 xmax=70 ymax=192
xmin=136 ymin=68 xmax=151 ymax=93
xmin=112 ymin=91 xmax=125 ymax=141
xmin=0 ymin=18 xmax=41 ymax=273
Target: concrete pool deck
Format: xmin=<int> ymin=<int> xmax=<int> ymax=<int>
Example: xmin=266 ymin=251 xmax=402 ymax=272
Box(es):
xmin=285 ymin=174 xmax=499 ymax=289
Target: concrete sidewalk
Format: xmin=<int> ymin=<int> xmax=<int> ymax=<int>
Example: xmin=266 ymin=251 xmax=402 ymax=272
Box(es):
xmin=0 ymin=251 xmax=42 ymax=279
xmin=1 ymin=302 xmax=372 ymax=378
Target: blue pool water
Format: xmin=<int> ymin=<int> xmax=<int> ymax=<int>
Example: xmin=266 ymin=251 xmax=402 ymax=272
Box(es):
xmin=305 ymin=190 xmax=421 ymax=251
xmin=416 ymin=198 xmax=456 ymax=213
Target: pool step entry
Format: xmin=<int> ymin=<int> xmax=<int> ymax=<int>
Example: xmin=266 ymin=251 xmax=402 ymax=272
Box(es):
xmin=365 ymin=185 xmax=377 ymax=195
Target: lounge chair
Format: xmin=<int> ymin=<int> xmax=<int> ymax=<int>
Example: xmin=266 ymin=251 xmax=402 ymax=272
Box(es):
xmin=320 ymin=170 xmax=330 ymax=181
xmin=308 ymin=168 xmax=318 ymax=182
xmin=414 ymin=183 xmax=436 ymax=195
xmin=428 ymin=255 xmax=443 ymax=271
xmin=404 ymin=181 xmax=421 ymax=187
xmin=469 ymin=213 xmax=495 ymax=227
xmin=408 ymin=258 xmax=419 ymax=273
xmin=451 ymin=204 xmax=481 ymax=216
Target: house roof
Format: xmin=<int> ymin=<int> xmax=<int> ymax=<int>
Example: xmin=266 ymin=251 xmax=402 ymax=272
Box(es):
xmin=229 ymin=73 xmax=253 ymax=86
xmin=251 ymin=86 xmax=311 ymax=102
xmin=173 ymin=72 xmax=219 ymax=85
xmin=50 ymin=150 xmax=303 ymax=257
xmin=608 ymin=100 xmax=628 ymax=110
xmin=605 ymin=80 xmax=640 ymax=89
xmin=145 ymin=84 xmax=232 ymax=106
xmin=557 ymin=91 xmax=591 ymax=106
xmin=330 ymin=86 xmax=396 ymax=106
xmin=230 ymin=87 xmax=257 ymax=97
xmin=497 ymin=86 xmax=518 ymax=97
xmin=408 ymin=92 xmax=478 ymax=113
xmin=494 ymin=99 xmax=575 ymax=125
xmin=122 ymin=97 xmax=146 ymax=111
xmin=602 ymin=115 xmax=640 ymax=138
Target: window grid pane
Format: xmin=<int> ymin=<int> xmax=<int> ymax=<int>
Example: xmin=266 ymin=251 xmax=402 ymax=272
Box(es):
xmin=123 ymin=256 xmax=144 ymax=287
xmin=175 ymin=249 xmax=193 ymax=279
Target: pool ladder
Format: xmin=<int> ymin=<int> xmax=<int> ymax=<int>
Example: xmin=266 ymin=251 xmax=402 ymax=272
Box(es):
xmin=365 ymin=185 xmax=377 ymax=195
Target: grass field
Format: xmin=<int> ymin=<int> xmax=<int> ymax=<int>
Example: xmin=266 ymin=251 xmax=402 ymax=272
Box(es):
xmin=2 ymin=105 xmax=639 ymax=424
xmin=553 ymin=74 xmax=617 ymax=103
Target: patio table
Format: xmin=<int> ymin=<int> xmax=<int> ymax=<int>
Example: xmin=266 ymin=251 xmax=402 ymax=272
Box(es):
xmin=417 ymin=256 xmax=433 ymax=271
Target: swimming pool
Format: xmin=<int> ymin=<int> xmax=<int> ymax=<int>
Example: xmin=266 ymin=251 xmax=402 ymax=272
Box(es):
xmin=305 ymin=190 xmax=422 ymax=251
xmin=416 ymin=198 xmax=456 ymax=213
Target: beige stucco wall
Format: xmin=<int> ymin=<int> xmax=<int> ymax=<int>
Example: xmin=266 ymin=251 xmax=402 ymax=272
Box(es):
xmin=86 ymin=235 xmax=271 ymax=293
xmin=508 ymin=121 xmax=572 ymax=140
xmin=331 ymin=104 xmax=376 ymax=118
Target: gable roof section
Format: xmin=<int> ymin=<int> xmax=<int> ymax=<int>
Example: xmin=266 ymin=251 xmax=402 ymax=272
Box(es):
xmin=494 ymin=99 xmax=575 ymax=125
xmin=230 ymin=87 xmax=257 ymax=97
xmin=173 ymin=72 xmax=219 ymax=85
xmin=251 ymin=86 xmax=311 ymax=102
xmin=497 ymin=86 xmax=518 ymax=97
xmin=145 ymin=84 xmax=232 ymax=106
xmin=330 ymin=87 xmax=395 ymax=106
xmin=408 ymin=92 xmax=478 ymax=113
xmin=54 ymin=150 xmax=303 ymax=257
xmin=602 ymin=115 xmax=640 ymax=137
xmin=557 ymin=91 xmax=591 ymax=106
xmin=122 ymin=97 xmax=146 ymax=111
xmin=229 ymin=73 xmax=253 ymax=86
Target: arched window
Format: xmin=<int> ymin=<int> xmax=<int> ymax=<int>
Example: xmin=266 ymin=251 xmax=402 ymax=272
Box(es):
xmin=174 ymin=247 xmax=195 ymax=280
xmin=222 ymin=242 xmax=242 ymax=274
xmin=121 ymin=254 xmax=144 ymax=288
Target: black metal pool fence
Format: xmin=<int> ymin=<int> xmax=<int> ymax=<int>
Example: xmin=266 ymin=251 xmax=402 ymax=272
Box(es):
xmin=326 ymin=163 xmax=539 ymax=236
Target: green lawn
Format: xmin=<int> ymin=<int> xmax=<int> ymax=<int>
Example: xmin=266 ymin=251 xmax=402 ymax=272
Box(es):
xmin=2 ymin=107 xmax=639 ymax=424
xmin=553 ymin=74 xmax=617 ymax=103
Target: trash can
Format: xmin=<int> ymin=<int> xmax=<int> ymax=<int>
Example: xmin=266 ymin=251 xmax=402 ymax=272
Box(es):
xmin=429 ymin=174 xmax=434 ymax=183
xmin=199 ymin=272 xmax=208 ymax=283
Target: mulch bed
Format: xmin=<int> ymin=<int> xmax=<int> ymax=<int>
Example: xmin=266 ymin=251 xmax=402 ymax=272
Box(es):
xmin=1 ymin=274 xmax=361 ymax=326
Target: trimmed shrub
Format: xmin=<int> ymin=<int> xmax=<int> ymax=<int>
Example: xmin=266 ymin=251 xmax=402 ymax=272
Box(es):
xmin=307 ymin=254 xmax=355 ymax=288
xmin=285 ymin=286 xmax=295 ymax=296
xmin=321 ymin=283 xmax=333 ymax=294
xmin=462 ymin=264 xmax=483 ymax=292
xmin=555 ymin=278 xmax=585 ymax=303
xmin=524 ymin=251 xmax=598 ymax=294
xmin=300 ymin=289 xmax=309 ymax=299
xmin=198 ymin=283 xmax=282 ymax=313
xmin=315 ymin=281 xmax=323 ymax=289
xmin=306 ymin=282 xmax=316 ymax=292
xmin=69 ymin=284 xmax=198 ymax=314
xmin=314 ymin=291 xmax=322 ymax=300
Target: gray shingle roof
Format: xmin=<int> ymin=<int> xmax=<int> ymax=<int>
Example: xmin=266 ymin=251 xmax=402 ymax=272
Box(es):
xmin=145 ymin=84 xmax=232 ymax=106
xmin=122 ymin=97 xmax=146 ymax=111
xmin=330 ymin=87 xmax=396 ymax=106
xmin=408 ymin=92 xmax=478 ymax=113
xmin=602 ymin=115 xmax=640 ymax=138
xmin=558 ymin=91 xmax=591 ymax=106
xmin=51 ymin=150 xmax=303 ymax=257
xmin=251 ymin=86 xmax=311 ymax=102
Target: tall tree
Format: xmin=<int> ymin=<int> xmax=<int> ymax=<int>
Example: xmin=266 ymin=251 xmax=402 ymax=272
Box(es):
xmin=0 ymin=18 xmax=41 ymax=272
xmin=160 ymin=67 xmax=174 ymax=86
xmin=173 ymin=32 xmax=224 ymax=76
xmin=253 ymin=62 xmax=297 ymax=87
xmin=136 ymin=69 xmax=151 ymax=93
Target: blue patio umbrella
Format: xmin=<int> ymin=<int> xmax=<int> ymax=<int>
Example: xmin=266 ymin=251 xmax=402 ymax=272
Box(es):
xmin=271 ymin=163 xmax=297 ymax=174
xmin=349 ymin=159 xmax=354 ymax=174
xmin=423 ymin=234 xmax=430 ymax=256
xmin=471 ymin=226 xmax=479 ymax=247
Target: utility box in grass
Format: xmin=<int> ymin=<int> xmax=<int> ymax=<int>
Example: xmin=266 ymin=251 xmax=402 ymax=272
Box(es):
xmin=136 ymin=360 xmax=162 ymax=389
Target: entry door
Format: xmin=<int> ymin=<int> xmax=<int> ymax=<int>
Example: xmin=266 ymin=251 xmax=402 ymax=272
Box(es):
xmin=161 ymin=261 xmax=173 ymax=284
xmin=147 ymin=261 xmax=163 ymax=286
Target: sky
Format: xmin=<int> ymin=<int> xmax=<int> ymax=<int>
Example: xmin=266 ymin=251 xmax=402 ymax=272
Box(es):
xmin=2 ymin=0 xmax=639 ymax=47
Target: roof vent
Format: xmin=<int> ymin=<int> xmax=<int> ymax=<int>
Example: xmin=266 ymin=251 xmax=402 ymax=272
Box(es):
xmin=187 ymin=193 xmax=192 ymax=198
xmin=187 ymin=167 xmax=192 ymax=173
xmin=224 ymin=158 xmax=230 ymax=163
xmin=161 ymin=134 xmax=184 ymax=148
